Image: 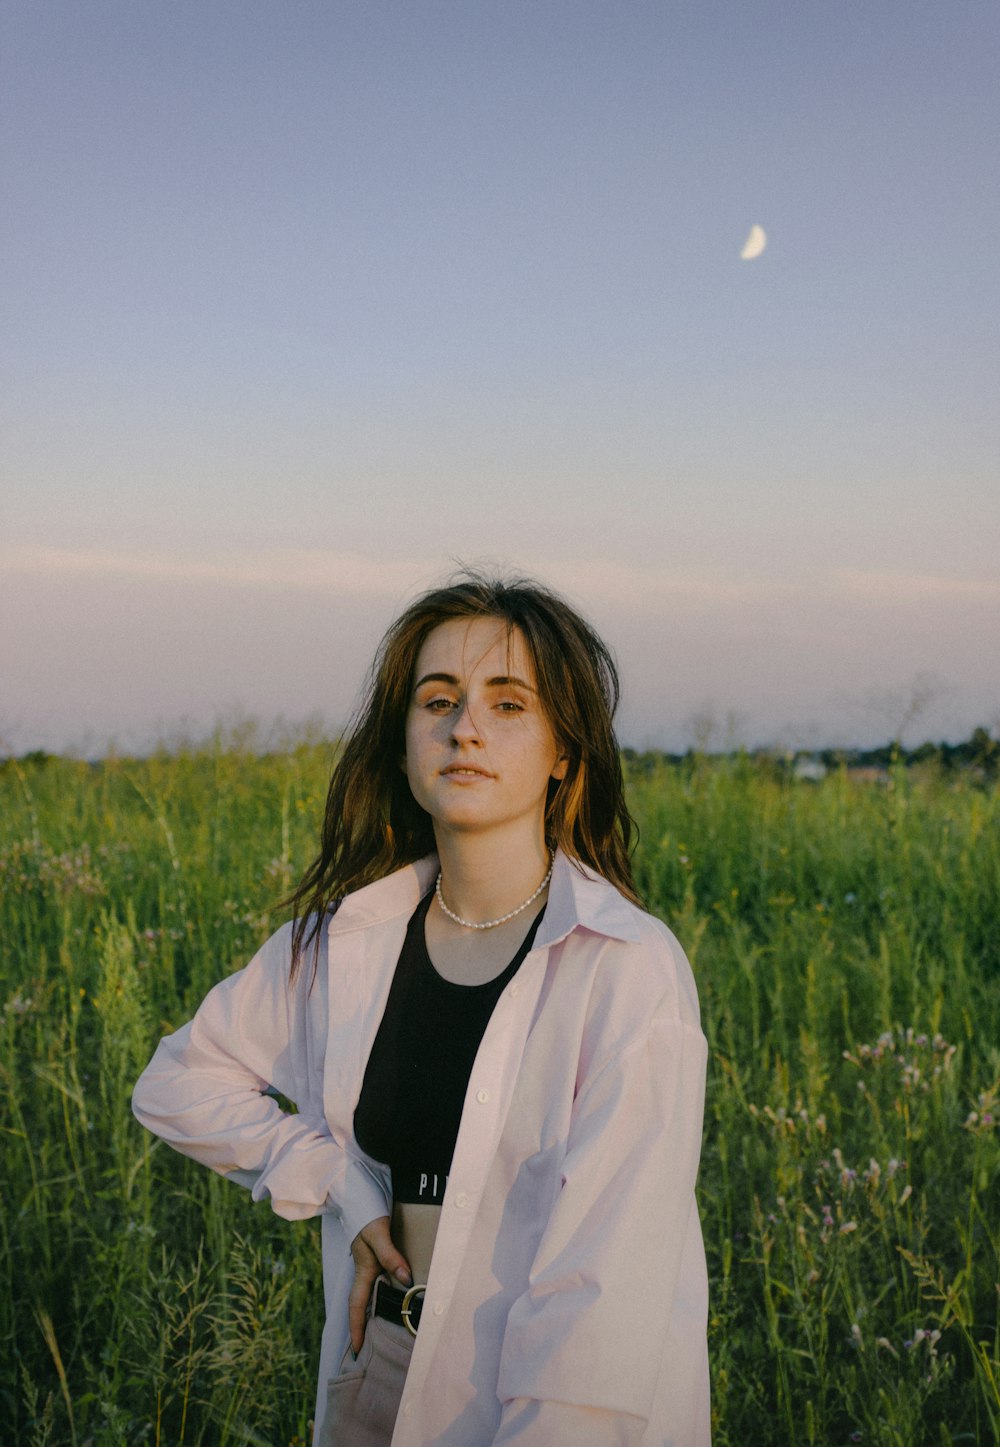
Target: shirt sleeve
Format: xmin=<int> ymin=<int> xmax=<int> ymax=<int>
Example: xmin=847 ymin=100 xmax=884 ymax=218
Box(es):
xmin=131 ymin=922 xmax=391 ymax=1241
xmin=492 ymin=1003 xmax=709 ymax=1446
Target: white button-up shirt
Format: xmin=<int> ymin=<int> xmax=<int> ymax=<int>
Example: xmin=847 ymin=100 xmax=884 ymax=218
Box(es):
xmin=132 ymin=851 xmax=710 ymax=1445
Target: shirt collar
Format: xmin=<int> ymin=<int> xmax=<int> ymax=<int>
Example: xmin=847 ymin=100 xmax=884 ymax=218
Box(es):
xmin=328 ymin=847 xmax=641 ymax=945
xmin=537 ymin=847 xmax=642 ymax=946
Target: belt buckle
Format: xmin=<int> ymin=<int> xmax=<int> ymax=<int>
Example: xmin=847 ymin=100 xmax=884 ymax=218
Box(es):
xmin=400 ymin=1284 xmax=426 ymax=1337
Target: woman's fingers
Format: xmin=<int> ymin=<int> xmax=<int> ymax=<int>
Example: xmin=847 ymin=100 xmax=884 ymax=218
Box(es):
xmin=348 ymin=1246 xmax=380 ymax=1355
xmin=348 ymin=1217 xmax=412 ymax=1354
xmin=361 ymin=1216 xmax=412 ymax=1286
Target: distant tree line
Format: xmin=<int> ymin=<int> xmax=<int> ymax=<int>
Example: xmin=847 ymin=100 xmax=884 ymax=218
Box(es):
xmin=622 ymin=725 xmax=1000 ymax=780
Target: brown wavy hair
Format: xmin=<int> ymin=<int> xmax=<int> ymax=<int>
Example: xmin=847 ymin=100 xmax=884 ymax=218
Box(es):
xmin=285 ymin=569 xmax=639 ymax=977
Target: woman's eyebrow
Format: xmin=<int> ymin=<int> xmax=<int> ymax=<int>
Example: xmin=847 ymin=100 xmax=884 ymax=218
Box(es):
xmin=485 ymin=675 xmax=537 ymax=693
xmin=413 ymin=671 xmax=457 ymax=688
xmin=413 ymin=672 xmax=459 ymax=689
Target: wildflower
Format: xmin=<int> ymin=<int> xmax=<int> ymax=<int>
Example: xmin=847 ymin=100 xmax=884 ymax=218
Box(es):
xmin=839 ymin=1221 xmax=858 ymax=1235
xmin=898 ymin=1184 xmax=913 ymax=1205
xmin=876 ymin=1337 xmax=898 ymax=1357
xmin=965 ymin=1088 xmax=998 ymax=1132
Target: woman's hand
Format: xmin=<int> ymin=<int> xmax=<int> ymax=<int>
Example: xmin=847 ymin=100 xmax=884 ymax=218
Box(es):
xmin=349 ymin=1216 xmax=412 ymax=1354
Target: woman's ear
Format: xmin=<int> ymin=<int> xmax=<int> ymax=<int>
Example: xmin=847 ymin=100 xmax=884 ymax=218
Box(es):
xmin=551 ymin=753 xmax=570 ymax=782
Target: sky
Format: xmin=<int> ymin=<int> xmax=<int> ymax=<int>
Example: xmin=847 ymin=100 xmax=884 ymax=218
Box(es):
xmin=2 ymin=0 xmax=998 ymax=754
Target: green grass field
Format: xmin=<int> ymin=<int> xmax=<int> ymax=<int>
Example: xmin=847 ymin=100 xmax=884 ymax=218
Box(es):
xmin=2 ymin=737 xmax=997 ymax=1445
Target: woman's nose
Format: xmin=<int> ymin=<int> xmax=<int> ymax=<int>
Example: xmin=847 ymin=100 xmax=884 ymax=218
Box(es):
xmin=450 ymin=699 xmax=482 ymax=742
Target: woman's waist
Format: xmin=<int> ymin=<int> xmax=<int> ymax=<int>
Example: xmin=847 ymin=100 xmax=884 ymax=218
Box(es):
xmin=391 ymin=1200 xmax=441 ymax=1283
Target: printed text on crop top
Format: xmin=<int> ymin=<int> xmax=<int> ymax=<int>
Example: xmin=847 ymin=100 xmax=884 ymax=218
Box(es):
xmin=353 ymin=889 xmax=545 ymax=1205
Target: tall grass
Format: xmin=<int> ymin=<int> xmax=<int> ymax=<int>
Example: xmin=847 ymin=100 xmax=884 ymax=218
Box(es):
xmin=1 ymin=736 xmax=997 ymax=1444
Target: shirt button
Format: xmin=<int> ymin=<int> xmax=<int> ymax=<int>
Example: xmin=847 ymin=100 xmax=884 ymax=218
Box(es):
xmin=433 ymin=1302 xmax=445 ymax=1316
xmin=402 ymin=1403 xmax=412 ymax=1417
xmin=510 ymin=982 xmax=520 ymax=996
xmin=454 ymin=1191 xmax=468 ymax=1208
xmin=476 ymin=1089 xmax=490 ymax=1104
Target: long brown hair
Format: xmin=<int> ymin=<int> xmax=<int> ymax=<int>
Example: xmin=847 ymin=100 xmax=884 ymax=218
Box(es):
xmin=285 ymin=569 xmax=639 ymax=976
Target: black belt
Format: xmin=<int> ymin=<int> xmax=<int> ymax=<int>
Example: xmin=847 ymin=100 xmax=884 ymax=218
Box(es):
xmin=372 ymin=1279 xmax=426 ymax=1337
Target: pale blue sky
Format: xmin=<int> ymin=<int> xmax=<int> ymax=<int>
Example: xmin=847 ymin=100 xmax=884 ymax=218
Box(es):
xmin=3 ymin=1 xmax=998 ymax=752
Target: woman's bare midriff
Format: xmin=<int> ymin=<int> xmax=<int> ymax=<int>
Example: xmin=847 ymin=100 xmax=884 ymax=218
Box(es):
xmin=392 ymin=1201 xmax=442 ymax=1284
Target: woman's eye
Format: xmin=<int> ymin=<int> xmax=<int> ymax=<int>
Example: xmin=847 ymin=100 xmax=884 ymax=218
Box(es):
xmin=496 ymin=700 xmax=525 ymax=713
xmin=425 ymin=696 xmax=456 ymax=711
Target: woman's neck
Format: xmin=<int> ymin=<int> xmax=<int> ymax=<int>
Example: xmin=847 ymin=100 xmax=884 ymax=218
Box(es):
xmin=432 ymin=829 xmax=552 ymax=928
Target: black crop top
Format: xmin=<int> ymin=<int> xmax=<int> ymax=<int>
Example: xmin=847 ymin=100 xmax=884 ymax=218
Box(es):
xmin=353 ymin=889 xmax=544 ymax=1205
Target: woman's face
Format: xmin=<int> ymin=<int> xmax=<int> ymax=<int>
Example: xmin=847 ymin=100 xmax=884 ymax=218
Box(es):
xmin=402 ymin=616 xmax=567 ymax=845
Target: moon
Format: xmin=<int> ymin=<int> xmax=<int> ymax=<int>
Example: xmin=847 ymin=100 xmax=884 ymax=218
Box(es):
xmin=740 ymin=224 xmax=767 ymax=260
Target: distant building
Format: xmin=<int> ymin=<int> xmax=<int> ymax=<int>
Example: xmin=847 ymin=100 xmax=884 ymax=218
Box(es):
xmin=793 ymin=757 xmax=827 ymax=782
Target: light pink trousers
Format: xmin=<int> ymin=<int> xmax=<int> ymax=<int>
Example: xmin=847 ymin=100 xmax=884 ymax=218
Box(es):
xmin=319 ymin=1305 xmax=415 ymax=1447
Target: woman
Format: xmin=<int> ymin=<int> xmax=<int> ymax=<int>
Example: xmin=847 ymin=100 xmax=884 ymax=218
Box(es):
xmin=132 ymin=572 xmax=710 ymax=1446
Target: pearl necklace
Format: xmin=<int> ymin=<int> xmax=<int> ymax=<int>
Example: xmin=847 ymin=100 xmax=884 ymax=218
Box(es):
xmin=435 ymin=852 xmax=554 ymax=930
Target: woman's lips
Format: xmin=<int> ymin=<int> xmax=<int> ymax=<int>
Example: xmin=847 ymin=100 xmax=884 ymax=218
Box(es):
xmin=441 ymin=766 xmax=493 ymax=778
